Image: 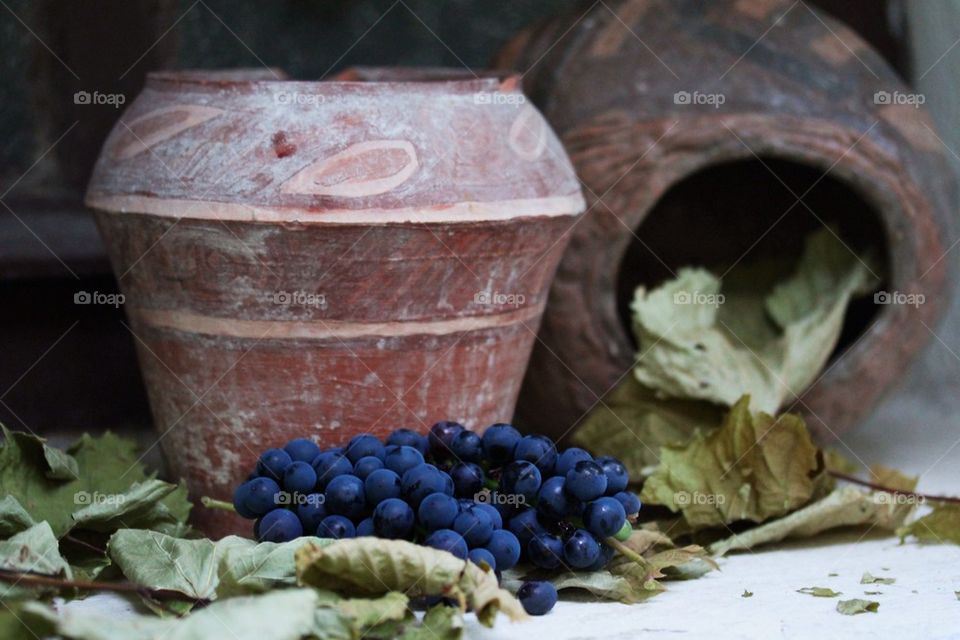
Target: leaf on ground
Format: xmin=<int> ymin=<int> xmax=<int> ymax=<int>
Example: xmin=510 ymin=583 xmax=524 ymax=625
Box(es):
xmin=572 ymin=376 xmax=723 ymax=477
xmin=25 ymin=588 xmax=351 ymax=640
xmin=71 ymin=479 xmax=183 ymax=534
xmin=711 ymin=486 xmax=918 ymax=555
xmin=0 ymin=496 xmax=35 ymax=538
xmin=742 ymin=590 xmax=753 ymax=597
xmin=629 ymin=229 xmax=876 ymax=414
xmin=0 ymin=522 xmax=71 ymax=601
xmin=861 ymin=572 xmax=895 ymax=585
xmin=296 ymin=538 xmax=526 ymax=626
xmin=0 ymin=429 xmax=191 ymax=537
xmin=836 ymin=598 xmax=879 ymax=615
xmin=897 ymin=504 xmax=960 ymax=545
xmin=797 ymin=587 xmax=841 ymax=597
xmin=108 ymin=529 xmax=332 ymax=600
xmin=641 ymin=396 xmax=821 ymax=529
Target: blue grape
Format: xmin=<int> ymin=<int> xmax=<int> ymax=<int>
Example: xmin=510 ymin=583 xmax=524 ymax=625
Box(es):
xmin=232 ymin=481 xmax=257 ymax=519
xmin=324 ymin=475 xmax=366 ymax=519
xmin=418 ymin=493 xmax=460 ymax=531
xmin=564 ymin=460 xmax=607 ymax=501
xmin=508 ymin=509 xmax=546 ymax=547
xmin=563 ymin=529 xmax=601 ymax=568
xmin=583 ymin=497 xmax=626 ymax=538
xmin=311 ymin=453 xmax=353 ymax=490
xmin=555 ymin=447 xmax=592 ymax=476
xmin=356 ymin=517 xmax=375 ymax=536
xmin=365 ymin=468 xmax=402 ymax=504
xmin=453 ymin=506 xmax=494 ymax=547
xmin=257 ymin=448 xmax=292 ymax=481
xmin=243 ymin=477 xmax=282 ymax=516
xmin=484 ymin=529 xmax=521 ymax=570
xmin=283 ymin=461 xmax=318 ymax=494
xmin=353 ymin=456 xmax=384 ymax=480
xmin=613 ymin=491 xmax=642 ymax=515
xmin=499 ymin=460 xmax=542 ymax=500
xmin=428 ymin=421 xmax=464 ymax=456
xmin=536 ymin=476 xmax=576 ymax=519
xmin=472 ymin=503 xmax=503 ymax=529
xmin=386 ymin=428 xmax=428 ymax=454
xmin=317 ymin=515 xmax=356 ymax=539
xmin=527 ymin=533 xmax=564 ymax=569
xmin=296 ymin=497 xmax=327 ymax=532
xmin=257 ymin=509 xmax=302 ymax=543
xmin=401 ymin=464 xmax=447 ymax=508
xmin=424 ymin=529 xmax=468 ymax=559
xmin=596 ymin=456 xmax=629 ymax=494
xmin=384 ymin=445 xmax=425 ymax=476
xmin=450 ymin=462 xmax=484 ymax=498
xmin=373 ymin=498 xmax=415 ymax=539
xmin=325 ymin=446 xmax=343 ymax=455
xmin=514 ymin=435 xmax=558 ymax=475
xmin=345 ymin=434 xmax=385 ymax=463
xmin=586 ymin=543 xmax=615 ymax=571
xmin=468 ymin=548 xmax=497 ymax=571
xmin=481 ymin=423 xmax=521 ymax=465
xmin=450 ymin=430 xmax=483 ymax=462
xmin=518 ymin=581 xmax=557 ymax=616
xmin=284 ymin=438 xmax=321 ymax=463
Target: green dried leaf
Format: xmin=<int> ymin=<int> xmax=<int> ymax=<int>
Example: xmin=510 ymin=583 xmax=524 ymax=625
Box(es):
xmin=24 ymin=588 xmax=352 ymax=640
xmin=898 ymin=504 xmax=960 ymax=545
xmin=711 ymin=485 xmax=918 ymax=555
xmin=71 ymin=479 xmax=182 ymax=533
xmin=0 ymin=429 xmax=191 ymax=537
xmin=797 ymin=587 xmax=841 ymax=597
xmin=401 ymin=604 xmax=463 ymax=640
xmin=629 ymin=229 xmax=876 ymax=414
xmin=837 ymin=598 xmax=879 ymax=615
xmin=108 ymin=529 xmax=332 ymax=600
xmin=0 ymin=522 xmax=71 ymax=601
xmin=861 ymin=572 xmax=895 ymax=585
xmin=295 ymin=538 xmax=526 ymax=625
xmin=742 ymin=590 xmax=753 ymax=597
xmin=549 ymin=566 xmax=664 ymax=604
xmin=0 ymin=496 xmax=35 ymax=537
xmin=641 ymin=396 xmax=821 ymax=529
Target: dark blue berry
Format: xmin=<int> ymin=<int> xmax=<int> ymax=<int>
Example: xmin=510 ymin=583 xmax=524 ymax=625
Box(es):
xmin=514 ymin=435 xmax=558 ymax=475
xmin=428 ymin=421 xmax=464 ymax=456
xmin=311 ymin=453 xmax=353 ymax=490
xmin=232 ymin=481 xmax=257 ymax=519
xmin=453 ymin=506 xmax=494 ymax=547
xmin=468 ymin=548 xmax=497 ymax=571
xmin=449 ymin=462 xmax=485 ymax=498
xmin=424 ymin=529 xmax=468 ymax=559
xmin=384 ymin=445 xmax=425 ymax=476
xmin=296 ymin=497 xmax=327 ymax=533
xmin=563 ymin=529 xmax=600 ymax=568
xmin=257 ymin=509 xmax=303 ymax=543
xmin=484 ymin=529 xmax=521 ymax=570
xmin=364 ymin=468 xmax=402 ymax=504
xmin=324 ymin=475 xmax=366 ymax=520
xmin=613 ymin=491 xmax=642 ymax=515
xmin=536 ymin=476 xmax=576 ymax=519
xmin=401 ymin=464 xmax=447 ymax=508
xmin=472 ymin=503 xmax=503 ymax=529
xmin=283 ymin=461 xmax=318 ymax=494
xmin=386 ymin=428 xmax=428 ymax=454
xmin=450 ymin=430 xmax=483 ymax=462
xmin=583 ymin=497 xmax=627 ymax=538
xmin=316 ymin=514 xmax=356 ymax=539
xmin=596 ymin=456 xmax=629 ymax=494
xmin=356 ymin=517 xmax=375 ymax=536
xmin=257 ymin=448 xmax=292 ymax=481
xmin=345 ymin=434 xmax=385 ymax=463
xmin=243 ymin=477 xmax=282 ymax=517
xmin=352 ymin=456 xmax=384 ymax=480
xmin=565 ymin=460 xmax=607 ymax=501
xmin=555 ymin=447 xmax=592 ymax=476
xmin=508 ymin=509 xmax=545 ymax=548
xmin=586 ymin=543 xmax=615 ymax=571
xmin=373 ymin=498 xmax=415 ymax=539
xmin=481 ymin=423 xmax=521 ymax=465
xmin=498 ymin=460 xmax=542 ymax=500
xmin=418 ymin=493 xmax=460 ymax=531
xmin=528 ymin=533 xmax=564 ymax=569
xmin=518 ymin=581 xmax=557 ymax=615
xmin=284 ymin=438 xmax=321 ymax=464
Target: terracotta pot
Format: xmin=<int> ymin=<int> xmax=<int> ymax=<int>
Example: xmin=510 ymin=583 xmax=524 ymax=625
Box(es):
xmin=496 ymin=0 xmax=956 ymax=442
xmin=86 ymin=68 xmax=584 ymax=536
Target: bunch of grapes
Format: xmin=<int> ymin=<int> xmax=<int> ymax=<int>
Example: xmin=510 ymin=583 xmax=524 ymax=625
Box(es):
xmin=232 ymin=421 xmax=641 ymax=579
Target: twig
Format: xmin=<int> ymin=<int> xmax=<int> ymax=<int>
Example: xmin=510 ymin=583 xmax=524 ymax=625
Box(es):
xmin=200 ymin=496 xmax=235 ymax=512
xmin=0 ymin=568 xmax=208 ymax=604
xmin=605 ymin=536 xmax=648 ymax=565
xmin=829 ymin=471 xmax=960 ymax=505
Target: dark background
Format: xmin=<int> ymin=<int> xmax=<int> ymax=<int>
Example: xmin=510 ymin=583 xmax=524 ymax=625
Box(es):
xmin=0 ymin=0 xmax=904 ymax=437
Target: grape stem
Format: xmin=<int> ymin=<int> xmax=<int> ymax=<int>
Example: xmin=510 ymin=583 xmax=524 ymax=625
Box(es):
xmin=828 ymin=471 xmax=960 ymax=505
xmin=604 ymin=536 xmax=648 ymax=566
xmin=0 ymin=568 xmax=209 ymax=604
xmin=200 ymin=496 xmax=236 ymax=512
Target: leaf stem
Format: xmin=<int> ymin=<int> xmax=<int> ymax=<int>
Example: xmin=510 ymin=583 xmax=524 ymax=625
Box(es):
xmin=605 ymin=536 xmax=648 ymax=566
xmin=829 ymin=471 xmax=960 ymax=505
xmin=0 ymin=568 xmax=208 ymax=604
xmin=200 ymin=496 xmax=236 ymax=512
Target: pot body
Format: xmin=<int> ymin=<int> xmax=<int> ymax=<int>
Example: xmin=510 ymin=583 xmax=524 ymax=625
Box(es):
xmin=496 ymin=0 xmax=956 ymax=441
xmin=86 ymin=69 xmax=584 ymax=536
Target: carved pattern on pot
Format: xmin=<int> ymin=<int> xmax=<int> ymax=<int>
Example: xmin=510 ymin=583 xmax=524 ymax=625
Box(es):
xmin=109 ymin=105 xmax=225 ymax=160
xmin=280 ymin=140 xmax=419 ymax=197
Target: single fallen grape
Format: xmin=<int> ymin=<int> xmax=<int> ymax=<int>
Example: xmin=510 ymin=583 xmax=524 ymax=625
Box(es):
xmin=518 ymin=580 xmax=558 ymax=615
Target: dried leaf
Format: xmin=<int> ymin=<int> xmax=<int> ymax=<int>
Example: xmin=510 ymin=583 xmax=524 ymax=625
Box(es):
xmin=898 ymin=504 xmax=960 ymax=545
xmin=861 ymin=572 xmax=895 ymax=585
xmin=0 ymin=496 xmax=35 ymax=538
xmin=0 ymin=522 xmax=71 ymax=601
xmin=837 ymin=598 xmax=879 ymax=615
xmin=742 ymin=590 xmax=753 ymax=597
xmin=797 ymin=587 xmax=841 ymax=597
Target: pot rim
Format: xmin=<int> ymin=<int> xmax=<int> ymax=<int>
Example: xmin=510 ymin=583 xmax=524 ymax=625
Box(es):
xmin=145 ymin=66 xmax=523 ymax=95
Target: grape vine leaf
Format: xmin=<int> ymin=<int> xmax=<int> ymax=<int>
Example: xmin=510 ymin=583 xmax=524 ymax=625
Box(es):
xmin=0 ymin=496 xmax=35 ymax=537
xmin=861 ymin=572 xmax=895 ymax=585
xmin=0 ymin=522 xmax=71 ymax=601
xmin=797 ymin=587 xmax=841 ymax=597
xmin=897 ymin=504 xmax=960 ymax=546
xmin=640 ymin=396 xmax=822 ymax=529
xmin=629 ymin=228 xmax=876 ymax=414
xmin=0 ymin=429 xmax=191 ymax=537
xmin=836 ymin=598 xmax=879 ymax=615
xmin=296 ymin=538 xmax=526 ymax=625
xmin=72 ymin=479 xmax=186 ymax=535
xmin=108 ymin=529 xmax=334 ymax=600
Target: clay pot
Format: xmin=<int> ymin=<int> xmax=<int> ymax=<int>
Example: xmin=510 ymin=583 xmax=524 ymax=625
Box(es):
xmin=86 ymin=68 xmax=584 ymax=536
xmin=496 ymin=0 xmax=956 ymax=441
